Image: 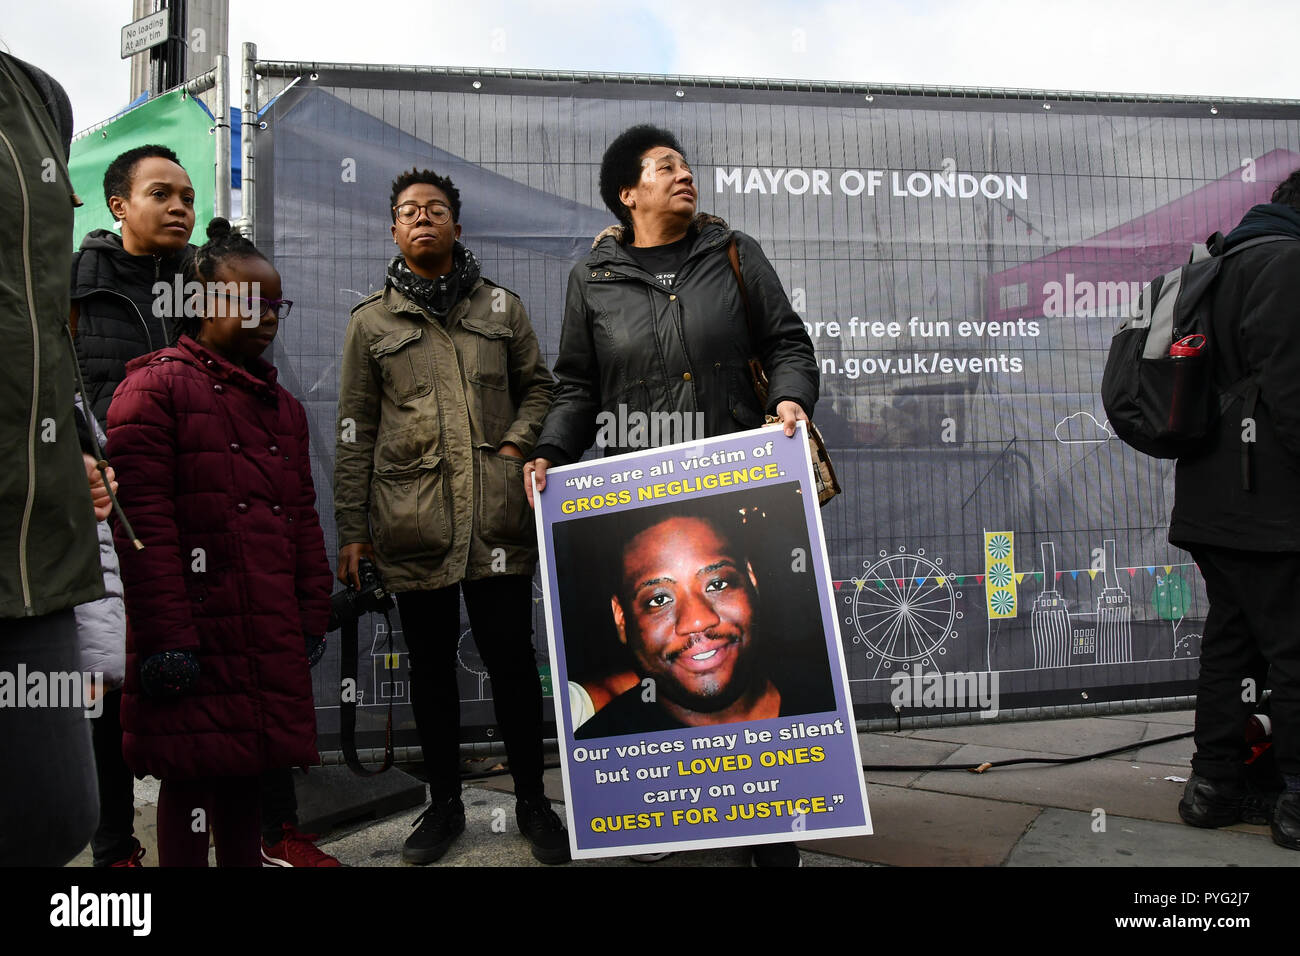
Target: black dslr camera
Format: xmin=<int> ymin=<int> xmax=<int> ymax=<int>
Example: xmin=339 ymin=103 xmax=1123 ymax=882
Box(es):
xmin=328 ymin=557 xmax=395 ymax=631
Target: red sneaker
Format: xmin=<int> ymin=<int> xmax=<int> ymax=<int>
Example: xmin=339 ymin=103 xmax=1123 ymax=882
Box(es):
xmin=109 ymin=842 xmax=146 ymax=867
xmin=261 ymin=824 xmax=342 ymax=867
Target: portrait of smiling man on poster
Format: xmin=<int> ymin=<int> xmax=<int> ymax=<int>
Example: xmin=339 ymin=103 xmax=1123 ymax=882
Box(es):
xmin=537 ymin=428 xmax=871 ymax=857
xmin=563 ymin=484 xmax=836 ymax=740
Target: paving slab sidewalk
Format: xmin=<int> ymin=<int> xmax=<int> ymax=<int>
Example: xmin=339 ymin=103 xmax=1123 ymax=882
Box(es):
xmin=67 ymin=710 xmax=1295 ymax=867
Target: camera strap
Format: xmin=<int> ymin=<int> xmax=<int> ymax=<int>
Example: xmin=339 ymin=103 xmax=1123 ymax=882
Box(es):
xmin=339 ymin=610 xmax=396 ymax=775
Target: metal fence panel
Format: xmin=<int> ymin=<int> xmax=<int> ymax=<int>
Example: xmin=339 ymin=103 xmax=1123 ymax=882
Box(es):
xmin=250 ymin=65 xmax=1300 ymax=749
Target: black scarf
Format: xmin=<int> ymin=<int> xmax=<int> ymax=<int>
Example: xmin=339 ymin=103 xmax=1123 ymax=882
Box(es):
xmin=386 ymin=242 xmax=481 ymax=320
xmin=1224 ymin=202 xmax=1300 ymax=248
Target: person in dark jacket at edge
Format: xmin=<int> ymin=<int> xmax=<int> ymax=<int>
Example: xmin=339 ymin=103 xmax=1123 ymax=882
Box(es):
xmin=0 ymin=50 xmax=104 ymax=866
xmin=525 ymin=124 xmax=820 ymax=866
xmin=1171 ymin=168 xmax=1300 ymax=852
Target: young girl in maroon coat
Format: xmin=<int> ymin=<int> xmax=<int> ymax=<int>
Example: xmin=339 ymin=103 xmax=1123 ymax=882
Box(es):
xmin=106 ymin=218 xmax=333 ymax=866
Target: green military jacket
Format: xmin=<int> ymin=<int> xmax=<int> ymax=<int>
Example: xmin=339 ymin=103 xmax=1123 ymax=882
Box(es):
xmin=334 ymin=277 xmax=554 ymax=591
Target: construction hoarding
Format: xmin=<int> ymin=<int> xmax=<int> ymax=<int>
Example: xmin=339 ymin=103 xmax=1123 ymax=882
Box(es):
xmin=247 ymin=64 xmax=1300 ymax=750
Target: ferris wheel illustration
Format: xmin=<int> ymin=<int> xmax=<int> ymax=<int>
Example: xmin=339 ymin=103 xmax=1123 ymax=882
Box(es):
xmin=457 ymin=629 xmax=490 ymax=700
xmin=845 ymin=548 xmax=962 ymax=680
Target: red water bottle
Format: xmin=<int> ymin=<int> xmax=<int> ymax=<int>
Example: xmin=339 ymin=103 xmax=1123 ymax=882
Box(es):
xmin=1246 ymin=712 xmax=1272 ymax=766
xmin=1167 ymin=333 xmax=1208 ymax=434
xmin=1169 ymin=334 xmax=1206 ymax=359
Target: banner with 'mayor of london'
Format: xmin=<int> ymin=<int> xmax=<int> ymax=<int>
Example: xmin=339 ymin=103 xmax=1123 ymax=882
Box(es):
xmin=247 ymin=64 xmax=1300 ymax=748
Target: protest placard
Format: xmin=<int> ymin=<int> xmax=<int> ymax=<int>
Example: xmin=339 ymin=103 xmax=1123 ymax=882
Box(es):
xmin=536 ymin=423 xmax=872 ymax=858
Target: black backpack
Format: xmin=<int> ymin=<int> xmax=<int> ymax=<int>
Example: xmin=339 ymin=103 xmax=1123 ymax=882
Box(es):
xmin=1101 ymin=234 xmax=1293 ymax=465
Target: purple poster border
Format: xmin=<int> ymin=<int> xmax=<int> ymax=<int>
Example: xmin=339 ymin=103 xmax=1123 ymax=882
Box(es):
xmin=535 ymin=423 xmax=873 ymax=858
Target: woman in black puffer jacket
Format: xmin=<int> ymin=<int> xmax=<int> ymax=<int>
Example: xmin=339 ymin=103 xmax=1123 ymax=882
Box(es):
xmin=71 ymin=144 xmax=195 ymax=427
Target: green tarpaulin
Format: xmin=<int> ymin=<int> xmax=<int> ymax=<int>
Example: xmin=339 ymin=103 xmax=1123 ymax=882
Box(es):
xmin=69 ymin=88 xmax=216 ymax=248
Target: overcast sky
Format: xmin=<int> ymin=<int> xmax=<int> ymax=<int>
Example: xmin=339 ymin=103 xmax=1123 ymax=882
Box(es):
xmin=4 ymin=0 xmax=1298 ymax=133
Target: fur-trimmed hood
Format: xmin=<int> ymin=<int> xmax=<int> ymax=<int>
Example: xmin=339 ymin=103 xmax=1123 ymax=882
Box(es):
xmin=591 ymin=213 xmax=730 ymax=250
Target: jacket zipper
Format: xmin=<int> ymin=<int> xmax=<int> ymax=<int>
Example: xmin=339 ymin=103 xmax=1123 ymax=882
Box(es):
xmin=84 ymin=288 xmax=156 ymax=352
xmin=0 ymin=126 xmax=41 ymax=613
xmin=631 ymin=272 xmax=699 ymax=414
xmin=77 ymin=251 xmax=183 ymax=358
xmin=660 ymin=286 xmax=699 ymax=410
xmin=153 ymin=256 xmax=171 ymax=345
xmin=422 ymin=306 xmax=456 ymax=549
xmin=595 ymin=232 xmax=722 ymax=419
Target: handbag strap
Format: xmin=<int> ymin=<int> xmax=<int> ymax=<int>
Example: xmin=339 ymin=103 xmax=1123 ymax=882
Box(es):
xmin=726 ymin=239 xmax=771 ymax=407
xmin=727 ymin=241 xmax=841 ymax=504
xmin=726 ymin=239 xmax=757 ymax=353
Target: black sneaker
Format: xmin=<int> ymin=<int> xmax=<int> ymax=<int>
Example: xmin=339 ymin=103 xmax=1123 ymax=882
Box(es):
xmin=750 ymin=842 xmax=802 ymax=867
xmin=402 ymin=796 xmax=465 ymax=865
xmin=1241 ymin=782 xmax=1281 ymax=826
xmin=516 ymin=795 xmax=570 ymax=865
xmin=1178 ymin=773 xmax=1244 ymax=828
xmin=1271 ymin=792 xmax=1300 ymax=850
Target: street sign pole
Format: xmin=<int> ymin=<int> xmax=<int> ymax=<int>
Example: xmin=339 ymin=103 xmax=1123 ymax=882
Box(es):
xmin=163 ymin=0 xmax=188 ymax=93
xmin=126 ymin=0 xmax=189 ymax=96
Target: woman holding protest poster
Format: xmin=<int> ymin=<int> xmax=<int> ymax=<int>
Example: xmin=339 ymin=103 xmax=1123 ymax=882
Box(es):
xmin=525 ymin=124 xmax=820 ymax=866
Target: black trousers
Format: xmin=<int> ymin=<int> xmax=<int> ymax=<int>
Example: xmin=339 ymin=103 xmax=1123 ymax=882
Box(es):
xmin=0 ymin=610 xmax=98 ymax=866
xmin=1189 ymin=545 xmax=1300 ymax=780
xmin=90 ymin=688 xmax=138 ymax=865
xmin=396 ymin=574 xmax=544 ymax=802
xmin=260 ymin=768 xmax=299 ymax=843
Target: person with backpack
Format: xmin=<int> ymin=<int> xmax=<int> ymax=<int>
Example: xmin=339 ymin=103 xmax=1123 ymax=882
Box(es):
xmin=1163 ymin=170 xmax=1300 ymax=850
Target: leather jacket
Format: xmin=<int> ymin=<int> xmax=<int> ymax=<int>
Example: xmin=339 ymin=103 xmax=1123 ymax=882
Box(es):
xmin=535 ymin=214 xmax=818 ymax=462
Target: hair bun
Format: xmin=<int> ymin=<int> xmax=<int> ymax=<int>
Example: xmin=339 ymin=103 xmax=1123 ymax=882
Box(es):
xmin=206 ymin=217 xmax=233 ymax=241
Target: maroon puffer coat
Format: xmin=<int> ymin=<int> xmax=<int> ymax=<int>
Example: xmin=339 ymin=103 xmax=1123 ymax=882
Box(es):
xmin=106 ymin=335 xmax=332 ymax=779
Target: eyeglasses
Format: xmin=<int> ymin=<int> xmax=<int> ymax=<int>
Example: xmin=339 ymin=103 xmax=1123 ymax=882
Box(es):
xmin=208 ymin=291 xmax=294 ymax=320
xmin=393 ymin=201 xmax=453 ymax=225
